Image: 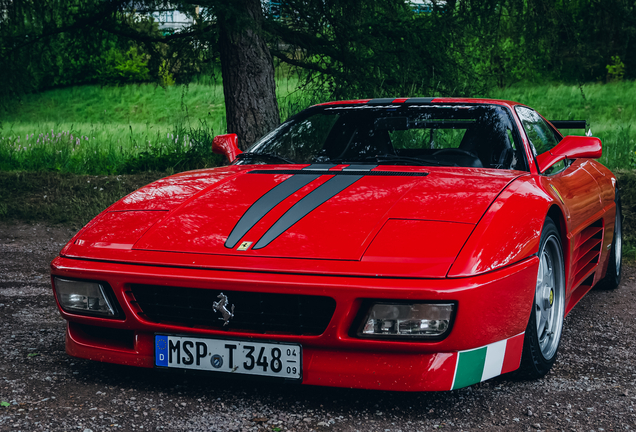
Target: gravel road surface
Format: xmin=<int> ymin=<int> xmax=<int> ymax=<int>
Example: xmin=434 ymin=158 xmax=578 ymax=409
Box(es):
xmin=1 ymin=221 xmax=635 ymax=432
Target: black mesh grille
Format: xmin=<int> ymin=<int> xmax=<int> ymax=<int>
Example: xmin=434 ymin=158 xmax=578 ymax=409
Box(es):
xmin=129 ymin=284 xmax=336 ymax=335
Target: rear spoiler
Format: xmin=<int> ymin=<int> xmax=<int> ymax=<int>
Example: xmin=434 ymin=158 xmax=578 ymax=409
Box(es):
xmin=550 ymin=120 xmax=586 ymax=130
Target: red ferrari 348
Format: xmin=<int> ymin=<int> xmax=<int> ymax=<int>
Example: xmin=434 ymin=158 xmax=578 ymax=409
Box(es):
xmin=50 ymin=98 xmax=621 ymax=391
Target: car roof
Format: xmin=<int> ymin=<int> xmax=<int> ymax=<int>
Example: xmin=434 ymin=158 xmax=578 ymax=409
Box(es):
xmin=314 ymin=97 xmax=521 ymax=111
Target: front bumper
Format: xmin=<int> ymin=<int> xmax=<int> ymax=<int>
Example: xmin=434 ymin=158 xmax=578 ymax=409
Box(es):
xmin=51 ymin=255 xmax=538 ymax=391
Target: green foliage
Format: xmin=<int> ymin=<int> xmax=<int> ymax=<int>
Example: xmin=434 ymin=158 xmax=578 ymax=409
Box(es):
xmin=606 ymin=56 xmax=626 ymax=83
xmin=487 ymin=81 xmax=636 ymax=170
xmin=268 ymin=0 xmax=500 ymax=99
xmin=0 ymin=1 xmax=211 ymax=106
xmin=98 ymin=47 xmax=151 ymax=85
xmin=264 ymin=0 xmax=636 ymax=96
xmin=158 ymin=60 xmax=175 ymax=87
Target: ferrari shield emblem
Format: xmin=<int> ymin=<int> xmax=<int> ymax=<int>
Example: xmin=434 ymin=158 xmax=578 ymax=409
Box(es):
xmin=237 ymin=241 xmax=252 ymax=251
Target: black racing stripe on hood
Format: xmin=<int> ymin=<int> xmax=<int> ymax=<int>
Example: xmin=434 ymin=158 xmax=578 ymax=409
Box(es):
xmin=404 ymin=97 xmax=434 ymax=104
xmin=224 ymin=164 xmax=334 ymax=249
xmin=367 ymin=98 xmax=396 ymax=105
xmin=252 ymin=165 xmax=374 ymax=250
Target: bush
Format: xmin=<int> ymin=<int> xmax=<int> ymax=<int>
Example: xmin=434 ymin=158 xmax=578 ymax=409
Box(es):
xmin=98 ymin=47 xmax=151 ymax=85
xmin=606 ymin=56 xmax=626 ymax=82
xmin=158 ymin=60 xmax=175 ymax=87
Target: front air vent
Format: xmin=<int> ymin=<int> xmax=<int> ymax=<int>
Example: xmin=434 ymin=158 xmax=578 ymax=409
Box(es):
xmin=572 ymin=219 xmax=603 ymax=288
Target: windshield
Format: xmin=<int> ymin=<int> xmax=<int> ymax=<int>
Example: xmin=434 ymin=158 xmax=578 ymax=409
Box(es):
xmin=239 ymin=104 xmax=527 ymax=170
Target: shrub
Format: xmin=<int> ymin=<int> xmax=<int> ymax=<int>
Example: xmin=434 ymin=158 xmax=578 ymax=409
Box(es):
xmin=606 ymin=56 xmax=625 ymax=82
xmin=98 ymin=47 xmax=151 ymax=85
xmin=158 ymin=60 xmax=175 ymax=87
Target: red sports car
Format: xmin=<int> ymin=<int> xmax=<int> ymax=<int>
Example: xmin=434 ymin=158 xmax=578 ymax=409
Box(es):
xmin=50 ymin=97 xmax=622 ymax=391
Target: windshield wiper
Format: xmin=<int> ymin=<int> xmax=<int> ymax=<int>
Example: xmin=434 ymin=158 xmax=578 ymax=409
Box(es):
xmin=236 ymin=152 xmax=296 ymax=164
xmin=372 ymin=154 xmax=455 ymax=167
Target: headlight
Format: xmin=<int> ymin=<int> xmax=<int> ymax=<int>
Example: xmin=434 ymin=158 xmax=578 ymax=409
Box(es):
xmin=357 ymin=302 xmax=454 ymax=339
xmin=53 ymin=278 xmax=117 ymax=317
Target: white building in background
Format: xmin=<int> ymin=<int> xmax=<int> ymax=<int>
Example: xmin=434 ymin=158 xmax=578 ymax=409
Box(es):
xmin=409 ymin=0 xmax=446 ymax=13
xmin=149 ymin=8 xmax=197 ymax=32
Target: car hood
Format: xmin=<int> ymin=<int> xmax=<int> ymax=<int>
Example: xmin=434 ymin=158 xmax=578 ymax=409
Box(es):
xmin=63 ymin=165 xmax=525 ymax=276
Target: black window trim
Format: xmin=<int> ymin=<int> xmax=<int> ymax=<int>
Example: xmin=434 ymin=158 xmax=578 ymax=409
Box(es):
xmin=514 ymin=104 xmax=571 ymax=175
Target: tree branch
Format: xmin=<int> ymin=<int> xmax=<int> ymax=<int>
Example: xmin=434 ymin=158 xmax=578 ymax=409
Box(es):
xmin=5 ymin=1 xmax=129 ymax=54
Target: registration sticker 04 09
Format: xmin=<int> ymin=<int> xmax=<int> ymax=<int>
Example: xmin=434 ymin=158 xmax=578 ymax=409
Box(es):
xmin=155 ymin=335 xmax=302 ymax=380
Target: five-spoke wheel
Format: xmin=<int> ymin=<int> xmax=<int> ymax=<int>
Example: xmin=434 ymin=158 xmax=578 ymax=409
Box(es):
xmin=518 ymin=217 xmax=565 ymax=379
xmin=534 ymin=232 xmax=565 ymax=361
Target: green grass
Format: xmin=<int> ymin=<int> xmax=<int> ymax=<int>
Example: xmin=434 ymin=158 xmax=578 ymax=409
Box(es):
xmin=0 ymin=75 xmax=312 ymax=174
xmin=0 ymin=83 xmax=221 ymax=126
xmin=2 ymin=78 xmax=636 ymax=174
xmin=486 ymin=81 xmax=636 ymax=170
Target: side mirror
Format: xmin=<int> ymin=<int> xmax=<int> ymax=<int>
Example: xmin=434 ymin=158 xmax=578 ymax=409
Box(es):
xmin=536 ymin=135 xmax=602 ymax=173
xmin=212 ymin=133 xmax=242 ymax=163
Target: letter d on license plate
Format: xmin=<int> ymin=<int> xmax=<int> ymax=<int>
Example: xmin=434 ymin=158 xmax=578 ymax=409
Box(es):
xmin=155 ymin=335 xmax=302 ymax=380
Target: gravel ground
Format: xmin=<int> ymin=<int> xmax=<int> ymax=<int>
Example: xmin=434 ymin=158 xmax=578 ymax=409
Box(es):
xmin=0 ymin=221 xmax=635 ymax=432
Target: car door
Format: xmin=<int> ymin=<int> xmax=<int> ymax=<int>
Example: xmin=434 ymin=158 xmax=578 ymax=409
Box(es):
xmin=515 ymin=106 xmax=603 ymax=297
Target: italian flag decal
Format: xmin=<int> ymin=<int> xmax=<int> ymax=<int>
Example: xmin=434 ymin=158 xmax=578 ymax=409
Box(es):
xmin=450 ymin=332 xmax=525 ymax=390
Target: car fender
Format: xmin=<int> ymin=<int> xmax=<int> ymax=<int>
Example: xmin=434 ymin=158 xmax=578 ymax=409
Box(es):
xmin=448 ymin=175 xmax=562 ymax=277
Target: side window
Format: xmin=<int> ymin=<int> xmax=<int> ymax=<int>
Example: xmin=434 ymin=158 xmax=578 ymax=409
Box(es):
xmin=515 ymin=106 xmax=560 ymax=157
xmin=543 ymin=159 xmax=567 ymax=175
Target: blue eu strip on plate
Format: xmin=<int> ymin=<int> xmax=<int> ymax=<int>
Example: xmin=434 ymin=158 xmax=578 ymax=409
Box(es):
xmin=155 ymin=335 xmax=169 ymax=366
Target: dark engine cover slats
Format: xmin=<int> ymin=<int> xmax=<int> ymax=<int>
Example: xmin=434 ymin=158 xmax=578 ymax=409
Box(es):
xmin=129 ymin=284 xmax=336 ymax=336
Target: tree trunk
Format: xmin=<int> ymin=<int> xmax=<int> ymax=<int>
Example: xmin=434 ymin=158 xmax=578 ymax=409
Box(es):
xmin=218 ymin=0 xmax=280 ymax=150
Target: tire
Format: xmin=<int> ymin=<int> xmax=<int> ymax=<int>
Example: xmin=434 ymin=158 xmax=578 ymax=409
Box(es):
xmin=597 ymin=189 xmax=622 ymax=290
xmin=517 ymin=217 xmax=566 ymax=379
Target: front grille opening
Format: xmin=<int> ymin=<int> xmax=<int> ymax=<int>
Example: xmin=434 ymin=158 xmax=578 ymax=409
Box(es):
xmin=71 ymin=322 xmax=135 ymax=350
xmin=129 ymin=284 xmax=336 ymax=336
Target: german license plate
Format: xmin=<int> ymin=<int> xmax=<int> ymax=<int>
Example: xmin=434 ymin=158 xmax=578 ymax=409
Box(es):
xmin=154 ymin=335 xmax=302 ymax=380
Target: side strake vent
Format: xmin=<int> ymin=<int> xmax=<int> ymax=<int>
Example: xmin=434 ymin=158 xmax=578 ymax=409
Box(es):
xmin=128 ymin=284 xmax=336 ymax=336
xmin=572 ymin=219 xmax=603 ymax=288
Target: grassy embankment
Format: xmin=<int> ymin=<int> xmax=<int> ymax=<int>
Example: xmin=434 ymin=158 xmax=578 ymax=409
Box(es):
xmin=1 ymin=80 xmax=635 ymax=174
xmin=0 ymin=74 xmax=312 ymax=175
